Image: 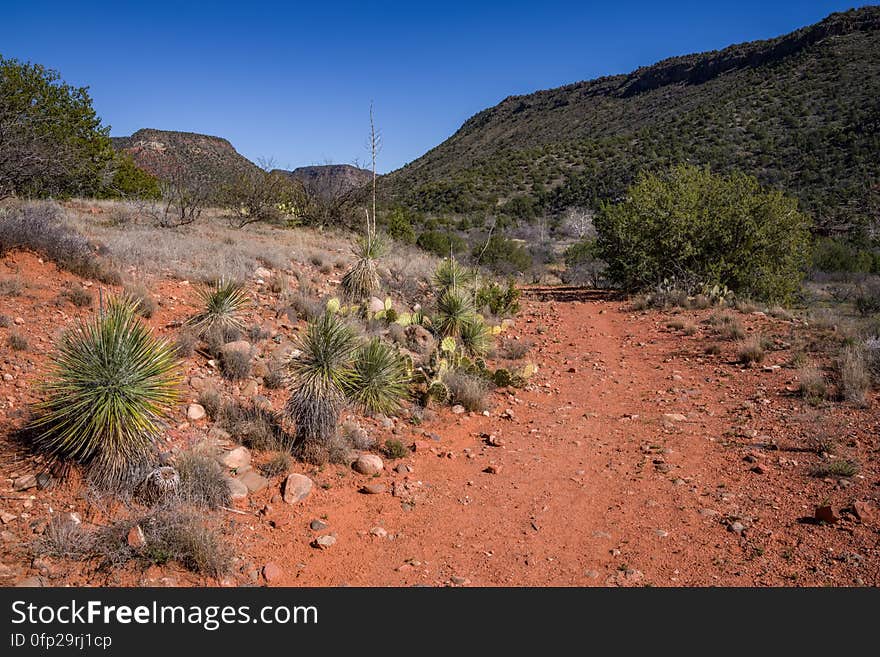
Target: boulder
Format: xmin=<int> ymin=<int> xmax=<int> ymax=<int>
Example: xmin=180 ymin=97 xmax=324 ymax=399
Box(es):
xmin=352 ymin=454 xmax=384 ymax=475
xmin=282 ymin=474 xmax=313 ymax=504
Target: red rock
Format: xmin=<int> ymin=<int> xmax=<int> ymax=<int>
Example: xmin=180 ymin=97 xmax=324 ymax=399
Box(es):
xmin=262 ymin=562 xmax=283 ymax=583
xmin=815 ymin=505 xmax=838 ymax=523
xmin=852 ymin=501 xmax=879 ymax=525
xmin=127 ymin=525 xmax=146 ymax=549
xmin=360 ymin=483 xmax=387 ymax=495
xmin=484 ymin=465 xmax=501 ymax=474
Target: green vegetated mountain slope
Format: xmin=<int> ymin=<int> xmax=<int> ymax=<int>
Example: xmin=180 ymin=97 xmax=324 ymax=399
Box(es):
xmin=112 ymin=128 xmax=263 ymax=193
xmin=383 ymin=7 xmax=880 ymax=234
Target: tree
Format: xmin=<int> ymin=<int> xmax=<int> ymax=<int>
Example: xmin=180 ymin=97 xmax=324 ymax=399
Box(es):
xmin=0 ymin=56 xmax=114 ymax=199
xmin=595 ymin=164 xmax=812 ymax=301
xmin=106 ymin=153 xmax=161 ymax=200
xmin=224 ymin=158 xmax=305 ymax=228
xmin=155 ymin=164 xmax=211 ymax=227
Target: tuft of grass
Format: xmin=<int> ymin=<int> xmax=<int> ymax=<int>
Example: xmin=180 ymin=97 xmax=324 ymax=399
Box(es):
xmin=704 ymin=343 xmax=722 ymax=356
xmin=443 ymin=370 xmax=490 ymax=412
xmin=811 ymin=459 xmax=859 ymax=478
xmin=220 ymin=345 xmax=252 ymax=380
xmin=348 ymin=338 xmax=410 ymax=415
xmin=383 ymin=438 xmax=409 ymax=460
xmin=263 ymin=365 xmax=286 ymax=389
xmin=797 ymin=364 xmax=828 ymax=405
xmin=124 ymin=283 xmax=157 ymax=318
xmin=197 ymin=387 xmax=222 ymax=420
xmin=61 ymin=286 xmax=93 ymax=308
xmin=500 ymin=338 xmax=531 ymax=360
xmin=736 ymin=336 xmax=765 ymax=364
xmin=188 ymin=278 xmax=249 ymax=338
xmin=666 ymin=319 xmax=686 ymax=330
xmin=0 ymin=277 xmax=24 ymax=296
xmin=175 ymin=448 xmax=231 ymax=509
xmin=28 ymin=296 xmax=180 ymax=490
xmin=838 ymin=344 xmax=870 ymax=406
xmin=33 ymin=515 xmax=92 ymax=559
xmin=8 ymin=332 xmax=28 ymax=351
xmin=219 ymin=400 xmax=288 ymax=451
xmin=260 ymin=451 xmax=292 ymax=477
xmin=173 ymin=330 xmax=198 ymax=359
xmin=0 ymin=314 xmax=10 ymax=327
xmin=719 ymin=320 xmax=746 ymax=341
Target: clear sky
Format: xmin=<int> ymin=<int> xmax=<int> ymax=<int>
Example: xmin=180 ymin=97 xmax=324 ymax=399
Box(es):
xmin=1 ymin=1 xmax=867 ymax=172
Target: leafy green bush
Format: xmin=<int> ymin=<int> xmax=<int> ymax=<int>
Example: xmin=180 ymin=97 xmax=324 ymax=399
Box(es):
xmin=595 ymin=165 xmax=812 ymax=302
xmin=108 ymin=154 xmax=161 ymax=200
xmin=385 ymin=208 xmax=416 ymax=244
xmin=475 ymin=280 xmax=520 ymax=317
xmin=416 ymin=230 xmax=466 ymax=257
xmin=29 ymin=296 xmax=181 ymax=489
xmin=473 ymin=235 xmax=532 ymax=274
xmin=812 ymin=237 xmax=877 ymax=274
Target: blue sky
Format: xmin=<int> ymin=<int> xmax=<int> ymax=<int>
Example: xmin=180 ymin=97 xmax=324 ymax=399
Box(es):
xmin=1 ymin=1 xmax=866 ymax=172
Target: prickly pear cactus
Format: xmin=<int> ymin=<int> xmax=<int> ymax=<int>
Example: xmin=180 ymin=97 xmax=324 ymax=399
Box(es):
xmin=326 ymin=297 xmax=341 ymax=314
xmin=510 ymin=374 xmax=527 ymax=388
xmin=427 ymin=380 xmax=450 ymax=404
xmin=493 ymin=368 xmax=512 ymax=387
xmin=440 ymin=336 xmax=456 ymax=353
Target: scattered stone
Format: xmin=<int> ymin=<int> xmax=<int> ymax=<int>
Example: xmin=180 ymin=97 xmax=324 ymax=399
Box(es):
xmin=360 ymin=483 xmax=387 ymax=495
xmin=370 ymin=526 xmax=388 ymax=538
xmin=220 ymin=446 xmax=252 ymax=470
xmin=309 ymin=519 xmax=328 ymax=531
xmin=0 ymin=511 xmax=17 ymax=525
xmin=851 ymin=501 xmax=879 ymax=525
xmin=450 ymin=575 xmax=469 ymax=586
xmin=313 ymin=535 xmax=336 ymax=549
xmin=13 ymin=475 xmax=37 ymax=491
xmin=729 ymin=521 xmax=746 ymax=535
xmin=663 ymin=413 xmax=687 ymax=423
xmin=395 ymin=463 xmax=412 ymax=474
xmin=352 ymin=453 xmax=384 ymax=475
xmin=282 ymin=473 xmax=313 ymax=504
xmin=484 ymin=465 xmax=501 ymax=475
xmin=815 ymin=505 xmax=838 ymax=524
xmin=367 ymin=297 xmax=385 ymax=313
xmin=189 ymin=376 xmax=206 ymax=392
xmin=451 ymin=405 xmax=465 ymax=414
xmin=262 ymin=562 xmax=283 ymax=583
xmin=186 ymin=403 xmax=206 ymax=421
xmin=750 ymin=465 xmax=766 ymax=475
xmin=58 ymin=512 xmax=82 ymax=526
xmin=585 ymin=570 xmax=599 ymax=579
xmin=655 ymin=529 xmax=669 ymax=537
xmin=127 ymin=525 xmax=146 ymax=549
xmin=13 ymin=317 xmax=24 ymax=326
xmin=485 ymin=434 xmax=504 ymax=447
xmin=254 ymin=267 xmax=272 ymax=280
xmin=237 ymin=470 xmax=269 ymax=493
xmin=227 ymin=477 xmax=248 ymax=500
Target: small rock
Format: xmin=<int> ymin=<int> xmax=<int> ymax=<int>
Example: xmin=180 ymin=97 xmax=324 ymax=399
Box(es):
xmin=254 ymin=267 xmax=272 ymax=280
xmin=0 ymin=511 xmax=17 ymax=524
xmin=729 ymin=521 xmax=746 ymax=535
xmin=220 ymin=446 xmax=252 ymax=470
xmin=309 ymin=519 xmax=328 ymax=531
xmin=237 ymin=470 xmax=269 ymax=493
xmin=815 ymin=505 xmax=838 ymax=523
xmin=367 ymin=297 xmax=385 ymax=313
xmin=484 ymin=465 xmax=501 ymax=475
xmin=450 ymin=575 xmax=469 ymax=585
xmin=282 ymin=473 xmax=313 ymax=504
xmin=655 ymin=529 xmax=669 ymax=537
xmin=486 ymin=434 xmax=504 ymax=447
xmin=262 ymin=562 xmax=283 ymax=583
xmin=58 ymin=512 xmax=81 ymax=526
xmin=451 ymin=405 xmax=465 ymax=414
xmin=13 ymin=317 xmax=24 ymax=326
xmin=353 ymin=454 xmax=384 ymax=475
xmin=313 ymin=535 xmax=336 ymax=549
xmin=186 ymin=403 xmax=206 ymax=421
xmin=851 ymin=501 xmax=879 ymax=526
xmin=13 ymin=474 xmax=37 ymax=491
xmin=395 ymin=463 xmax=412 ymax=474
xmin=663 ymin=413 xmax=687 ymax=423
xmin=360 ymin=483 xmax=387 ymax=495
xmin=370 ymin=526 xmax=388 ymax=538
xmin=127 ymin=525 xmax=146 ymax=549
xmin=750 ymin=465 xmax=766 ymax=475
xmin=241 ymin=380 xmax=259 ymax=398
xmin=227 ymin=477 xmax=248 ymax=500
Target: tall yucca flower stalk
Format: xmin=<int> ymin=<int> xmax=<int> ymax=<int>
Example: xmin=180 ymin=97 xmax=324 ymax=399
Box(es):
xmin=435 ymin=288 xmax=476 ymax=337
xmin=285 ymin=312 xmax=357 ymax=462
xmin=30 ymin=296 xmax=181 ymax=489
xmin=188 ymin=278 xmax=249 ymax=338
xmin=348 ymin=338 xmax=410 ymax=415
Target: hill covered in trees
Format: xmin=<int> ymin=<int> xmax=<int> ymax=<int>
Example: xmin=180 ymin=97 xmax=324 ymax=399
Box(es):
xmin=383 ymin=7 xmax=880 ymax=239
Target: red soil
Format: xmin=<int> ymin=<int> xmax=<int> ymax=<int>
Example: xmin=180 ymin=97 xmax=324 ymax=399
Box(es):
xmin=1 ymin=252 xmax=878 ymax=587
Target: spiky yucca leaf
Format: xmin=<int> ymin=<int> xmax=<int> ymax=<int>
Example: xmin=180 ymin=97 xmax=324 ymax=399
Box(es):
xmin=188 ymin=278 xmax=249 ymax=337
xmin=30 ymin=296 xmax=182 ymax=489
xmin=435 ymin=288 xmax=475 ymax=337
xmin=284 ymin=312 xmax=357 ymax=460
xmin=341 ymin=234 xmax=385 ymax=301
xmin=460 ymin=316 xmax=492 ymax=357
xmin=434 ymin=258 xmax=475 ymax=293
xmin=348 ymin=339 xmax=410 ymax=415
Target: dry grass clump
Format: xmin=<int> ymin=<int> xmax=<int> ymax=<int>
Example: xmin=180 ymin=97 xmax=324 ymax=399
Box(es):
xmin=704 ymin=343 xmax=722 ymax=356
xmin=8 ymin=332 xmax=28 ymax=351
xmin=34 ymin=516 xmax=93 ymax=559
xmin=259 ymin=451 xmax=292 ymax=477
xmin=220 ymin=346 xmax=253 ymax=380
xmin=810 ymin=459 xmax=860 ymax=478
xmin=797 ymin=363 xmax=828 ymax=405
xmin=500 ymin=338 xmax=531 ymax=360
xmin=838 ymin=344 xmax=870 ymax=406
xmin=175 ymin=448 xmax=231 ymax=509
xmin=219 ymin=400 xmax=288 ymax=451
xmin=0 ymin=277 xmax=24 ymax=296
xmin=123 ymin=283 xmax=157 ymax=318
xmin=443 ymin=370 xmax=490 ymax=412
xmin=174 ymin=330 xmax=199 ymax=358
xmin=736 ymin=335 xmax=765 ymax=364
xmin=60 ymin=285 xmax=93 ymax=308
xmin=197 ymin=387 xmax=223 ymax=420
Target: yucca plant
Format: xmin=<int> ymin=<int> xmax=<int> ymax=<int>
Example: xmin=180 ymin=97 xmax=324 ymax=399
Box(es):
xmin=29 ymin=296 xmax=181 ymax=490
xmin=285 ymin=312 xmax=357 ymax=462
xmin=459 ymin=316 xmax=492 ymax=357
xmin=348 ymin=338 xmax=410 ymax=415
xmin=433 ymin=257 xmax=475 ymax=294
xmin=188 ymin=278 xmax=249 ymax=338
xmin=341 ymin=232 xmax=385 ymax=301
xmin=435 ymin=288 xmax=475 ymax=337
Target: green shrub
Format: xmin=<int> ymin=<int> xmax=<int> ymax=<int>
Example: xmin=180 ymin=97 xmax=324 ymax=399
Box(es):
xmin=29 ymin=296 xmax=181 ymax=489
xmin=473 ymin=235 xmax=532 ymax=275
xmin=348 ymin=338 xmax=410 ymax=415
xmin=812 ymin=238 xmax=876 ymax=274
xmin=383 ymin=438 xmax=409 ymax=460
xmin=416 ymin=230 xmax=466 ymax=257
xmin=108 ymin=154 xmax=161 ymax=199
xmin=435 ymin=288 xmax=475 ymax=337
xmin=386 ymin=208 xmax=416 ymax=244
xmin=475 ymin=280 xmax=520 ymax=317
xmin=595 ymin=164 xmax=811 ymax=302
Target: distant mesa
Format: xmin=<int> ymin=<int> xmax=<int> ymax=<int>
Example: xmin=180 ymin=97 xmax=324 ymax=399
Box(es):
xmin=274 ymin=164 xmax=372 ymax=199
